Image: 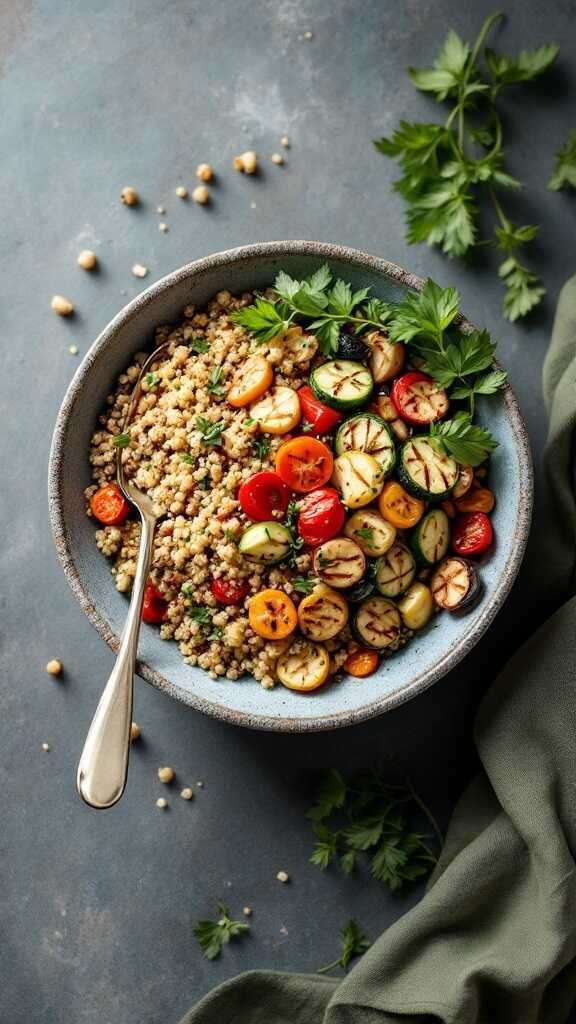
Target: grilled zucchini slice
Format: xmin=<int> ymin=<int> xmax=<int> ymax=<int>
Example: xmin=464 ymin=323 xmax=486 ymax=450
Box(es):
xmin=430 ymin=557 xmax=483 ymax=611
xmin=398 ymin=438 xmax=458 ymax=500
xmin=310 ymin=360 xmax=373 ymax=411
xmin=410 ymin=509 xmax=450 ymax=566
xmin=297 ymin=584 xmax=349 ymax=640
xmin=335 ymin=413 xmax=395 ymax=476
xmin=375 ymin=542 xmax=416 ymax=598
xmin=353 ymin=596 xmax=402 ymax=650
xmin=238 ymin=522 xmax=292 ymax=564
xmin=276 ymin=639 xmax=330 ymax=691
xmin=331 ymin=451 xmax=384 ymax=508
xmin=313 ymin=536 xmax=366 ymax=589
xmin=344 ymin=509 xmax=396 ymax=557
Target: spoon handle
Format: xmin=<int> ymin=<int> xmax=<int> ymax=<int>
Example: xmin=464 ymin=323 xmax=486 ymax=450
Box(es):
xmin=76 ymin=510 xmax=157 ymax=809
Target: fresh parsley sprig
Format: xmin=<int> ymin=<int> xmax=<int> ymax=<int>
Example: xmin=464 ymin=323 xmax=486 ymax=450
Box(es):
xmin=193 ymin=904 xmax=249 ymax=960
xmin=196 ymin=416 xmax=224 ymax=447
xmin=548 ymin=129 xmax=576 ymax=192
xmin=281 ymin=500 xmax=305 ymax=568
xmin=317 ymin=920 xmax=371 ymax=974
xmin=230 ymin=265 xmax=392 ymax=355
xmin=207 ymin=366 xmax=225 ymax=397
xmin=430 ymin=411 xmax=498 ymax=466
xmin=374 ymin=12 xmax=558 ymax=320
xmin=307 ymin=769 xmax=441 ymax=892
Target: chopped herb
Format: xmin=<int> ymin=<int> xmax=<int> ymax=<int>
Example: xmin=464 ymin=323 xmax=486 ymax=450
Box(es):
xmin=207 ymin=365 xmax=225 ymax=397
xmin=318 ymin=552 xmax=337 ymax=568
xmin=292 ymin=576 xmax=318 ymax=595
xmin=112 ymin=433 xmax=130 ymax=448
xmin=180 ymin=453 xmax=196 ymax=465
xmin=251 ymin=437 xmax=271 ymax=461
xmin=307 ymin=768 xmax=442 ymax=892
xmin=196 ymin=416 xmax=224 ymax=447
xmin=317 ymin=920 xmax=371 ymax=974
xmin=301 ymin=421 xmax=314 ymax=433
xmin=280 ymin=500 xmax=304 ymax=568
xmin=224 ymin=529 xmax=239 ymax=544
xmin=356 ymin=528 xmax=375 ymax=543
xmin=243 ymin=417 xmax=256 ymax=428
xmin=188 ymin=335 xmax=210 ymax=354
xmin=193 ymin=903 xmax=249 ymax=960
xmin=198 ymin=474 xmax=211 ymax=490
xmin=207 ymin=627 xmax=224 ymax=642
xmin=146 ymin=372 xmax=160 ymax=389
xmin=188 ymin=605 xmax=212 ymax=625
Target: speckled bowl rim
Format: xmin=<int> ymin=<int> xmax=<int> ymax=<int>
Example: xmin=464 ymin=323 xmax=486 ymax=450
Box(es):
xmin=48 ymin=240 xmax=533 ymax=732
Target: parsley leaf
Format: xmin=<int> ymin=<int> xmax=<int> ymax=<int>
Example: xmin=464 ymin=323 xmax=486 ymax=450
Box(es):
xmin=292 ymin=575 xmax=318 ymax=595
xmin=387 ymin=279 xmax=460 ymax=344
xmin=230 ymin=297 xmax=290 ymax=343
xmin=498 ymin=257 xmax=545 ymax=321
xmin=485 ymin=43 xmax=559 ymax=92
xmin=548 ymin=130 xmax=576 ymax=191
xmin=207 ymin=366 xmax=225 ymax=397
xmin=112 ymin=432 xmax=130 ymax=448
xmin=356 ymin=528 xmax=374 ymax=543
xmin=146 ymin=372 xmax=160 ymax=389
xmin=196 ymin=416 xmax=224 ymax=447
xmin=317 ymin=920 xmax=372 ymax=974
xmin=430 ymin=411 xmax=498 ymax=465
xmin=187 ymin=604 xmax=212 ymax=625
xmin=180 ymin=452 xmax=196 ymax=465
xmin=188 ymin=335 xmax=210 ymax=354
xmin=251 ymin=436 xmax=271 ymax=462
xmin=193 ymin=904 xmax=249 ymax=960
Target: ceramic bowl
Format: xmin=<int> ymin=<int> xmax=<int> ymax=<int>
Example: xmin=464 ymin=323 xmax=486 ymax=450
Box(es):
xmin=48 ymin=241 xmax=533 ymax=732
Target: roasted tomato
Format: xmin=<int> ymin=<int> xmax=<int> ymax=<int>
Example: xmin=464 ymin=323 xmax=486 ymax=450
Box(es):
xmin=211 ymin=578 xmax=249 ymax=605
xmin=297 ymin=385 xmax=344 ymax=435
xmin=238 ymin=471 xmax=291 ymax=522
xmin=90 ymin=483 xmax=130 ymax=525
xmin=344 ymin=649 xmax=379 ymax=677
xmin=297 ymin=487 xmax=346 ymax=546
xmin=454 ymin=486 xmax=495 ymax=515
xmin=142 ymin=582 xmax=168 ymax=624
xmin=248 ymin=589 xmax=297 ymax=639
xmin=275 ymin=436 xmax=334 ymax=493
xmin=452 ymin=512 xmax=494 ymax=557
xmin=391 ymin=371 xmax=449 ymax=425
xmin=378 ymin=480 xmax=425 ymax=529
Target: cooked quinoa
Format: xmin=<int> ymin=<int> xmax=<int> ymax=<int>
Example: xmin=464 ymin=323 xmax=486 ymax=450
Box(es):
xmin=86 ymin=289 xmax=398 ymax=688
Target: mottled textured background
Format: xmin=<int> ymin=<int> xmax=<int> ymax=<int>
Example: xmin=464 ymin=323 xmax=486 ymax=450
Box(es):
xmin=1 ymin=1 xmax=575 ymax=1021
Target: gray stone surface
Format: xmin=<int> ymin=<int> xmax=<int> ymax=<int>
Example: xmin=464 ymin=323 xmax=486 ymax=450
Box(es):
xmin=1 ymin=1 xmax=575 ymax=1021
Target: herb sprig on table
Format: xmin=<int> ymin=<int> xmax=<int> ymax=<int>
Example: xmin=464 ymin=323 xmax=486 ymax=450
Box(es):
xmin=374 ymin=12 xmax=559 ymax=321
xmin=230 ymin=264 xmax=392 ymax=355
xmin=317 ymin=920 xmax=372 ymax=974
xmin=308 ymin=769 xmax=442 ymax=892
xmin=548 ymin=130 xmax=576 ymax=192
xmin=193 ymin=904 xmax=249 ymax=960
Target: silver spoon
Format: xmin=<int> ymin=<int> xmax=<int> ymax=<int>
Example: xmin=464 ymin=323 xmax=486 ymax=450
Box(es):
xmin=77 ymin=343 xmax=170 ymax=809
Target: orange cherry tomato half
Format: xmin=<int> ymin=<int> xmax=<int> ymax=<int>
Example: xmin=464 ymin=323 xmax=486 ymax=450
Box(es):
xmin=90 ymin=483 xmax=130 ymax=525
xmin=142 ymin=582 xmax=168 ymax=624
xmin=248 ymin=589 xmax=298 ymax=640
xmin=228 ymin=354 xmax=273 ymax=408
xmin=344 ymin=649 xmax=379 ymax=678
xmin=454 ymin=487 xmax=495 ymax=515
xmin=378 ymin=480 xmax=425 ymax=529
xmin=275 ymin=436 xmax=334 ymax=493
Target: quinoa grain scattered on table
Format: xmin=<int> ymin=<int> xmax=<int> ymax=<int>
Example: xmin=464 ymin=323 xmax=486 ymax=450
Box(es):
xmin=86 ymin=288 xmax=359 ymax=688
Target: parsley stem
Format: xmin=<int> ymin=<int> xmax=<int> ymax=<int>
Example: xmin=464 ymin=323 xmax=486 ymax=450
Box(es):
xmin=316 ymin=958 xmax=342 ymax=975
xmin=470 ymin=10 xmax=504 ymax=68
xmin=407 ymin=781 xmax=444 ymax=853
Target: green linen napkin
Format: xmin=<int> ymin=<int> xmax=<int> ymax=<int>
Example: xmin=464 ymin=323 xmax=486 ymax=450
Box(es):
xmin=182 ymin=278 xmax=576 ymax=1024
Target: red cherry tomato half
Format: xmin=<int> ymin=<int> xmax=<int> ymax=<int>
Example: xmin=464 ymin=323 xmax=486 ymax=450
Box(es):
xmin=452 ymin=512 xmax=494 ymax=557
xmin=211 ymin=578 xmax=250 ymax=606
xmin=297 ymin=487 xmax=346 ymax=546
xmin=90 ymin=483 xmax=130 ymax=525
xmin=298 ymin=385 xmax=344 ymax=435
xmin=238 ymin=471 xmax=291 ymax=522
xmin=142 ymin=582 xmax=169 ymax=624
xmin=391 ymin=371 xmax=449 ymax=426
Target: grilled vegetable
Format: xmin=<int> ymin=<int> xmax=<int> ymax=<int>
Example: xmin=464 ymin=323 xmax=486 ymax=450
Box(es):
xmin=336 ymin=331 xmax=369 ymax=361
xmin=90 ymin=483 xmax=130 ymax=525
xmin=313 ymin=536 xmax=366 ymax=589
xmin=211 ymin=578 xmax=249 ymax=605
xmin=353 ymin=596 xmax=402 ymax=650
xmin=297 ymin=584 xmax=349 ymax=640
xmin=344 ymin=649 xmax=379 ymax=677
xmin=249 ymin=386 xmax=301 ymax=434
xmin=378 ymin=480 xmax=425 ymax=529
xmin=452 ymin=464 xmax=474 ymax=500
xmin=276 ymin=639 xmax=330 ymax=691
xmin=391 ymin=371 xmax=449 ymax=425
xmin=284 ymin=326 xmax=319 ymax=364
xmin=275 ymin=437 xmax=333 ymax=492
xmin=430 ymin=557 xmax=483 ymax=611
xmin=452 ymin=512 xmax=493 ymax=557
xmin=344 ymin=510 xmax=396 ymax=557
xmin=398 ymin=438 xmax=458 ymax=500
xmin=397 ymin=583 xmax=434 ymax=630
xmin=365 ymin=331 xmax=405 ymax=382
xmin=335 ymin=413 xmax=395 ymax=476
xmin=297 ymin=488 xmax=346 ymax=546
xmin=331 ymin=451 xmax=384 ymax=508
xmin=454 ymin=486 xmax=495 ymax=515
xmin=142 ymin=583 xmax=168 ymax=624
xmin=228 ymin=354 xmax=273 ymax=408
xmin=375 ymin=543 xmax=416 ymax=598
xmin=238 ymin=522 xmax=292 ymax=563
xmin=310 ymin=360 xmax=373 ymax=411
xmin=346 ymin=569 xmax=377 ymax=602
xmin=248 ymin=589 xmax=298 ymax=639
xmin=298 ymin=385 xmax=343 ymax=435
xmin=410 ymin=509 xmax=451 ymax=566
xmin=238 ymin=471 xmax=291 ymax=522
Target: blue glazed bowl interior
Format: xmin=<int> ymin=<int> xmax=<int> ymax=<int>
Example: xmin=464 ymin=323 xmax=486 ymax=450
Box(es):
xmin=49 ymin=242 xmax=532 ymax=731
